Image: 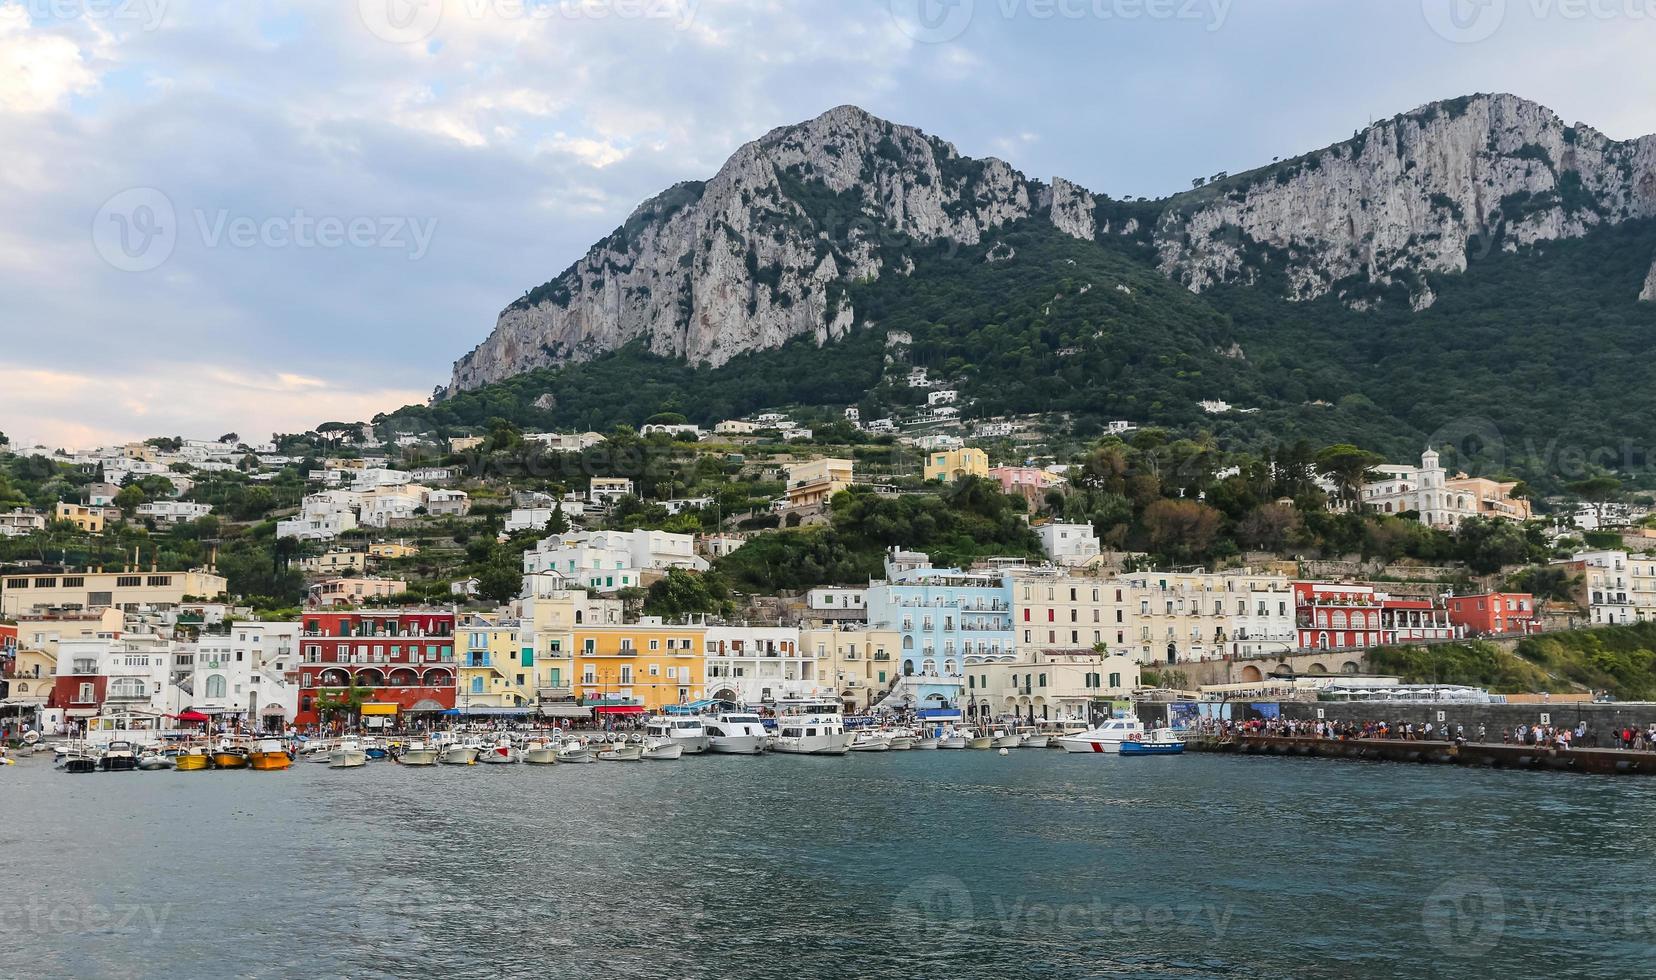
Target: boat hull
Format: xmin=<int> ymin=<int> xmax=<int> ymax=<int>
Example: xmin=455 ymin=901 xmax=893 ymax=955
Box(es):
xmin=478 ymin=748 xmax=521 ymax=764
xmin=772 ymin=735 xmax=850 ymax=756
xmin=1119 ymin=742 xmax=1185 ymax=756
xmin=440 ymin=746 xmax=480 ymax=765
xmin=992 ymin=735 xmax=1022 ymax=749
xmin=887 ymin=736 xmax=916 ymax=750
xmin=643 ymin=743 xmax=684 ymax=761
xmin=248 ymin=752 xmax=291 ymax=771
xmin=1058 ymin=737 xmax=1122 ymax=754
xmin=597 ymin=745 xmax=644 ymax=762
xmin=99 ymin=756 xmax=139 ymax=772
xmin=63 ymin=758 xmax=98 ymax=774
xmin=523 ymin=748 xmax=560 ymax=765
xmin=915 ymin=738 xmax=940 ymax=750
xmin=707 ymin=735 xmax=767 ymax=755
xmin=175 ymin=753 xmax=211 ymax=771
xmin=329 ymin=751 xmax=368 ymax=768
xmin=967 ymin=737 xmax=994 ymax=750
xmin=1019 ymin=735 xmax=1051 ymax=749
xmin=212 ymin=753 xmax=249 ymax=770
xmin=556 ymin=746 xmax=595 ymax=764
xmin=398 ymin=748 xmax=440 ymax=766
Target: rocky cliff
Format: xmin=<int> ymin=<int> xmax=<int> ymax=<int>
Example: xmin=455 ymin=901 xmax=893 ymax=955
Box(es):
xmin=447 ymin=94 xmax=1656 ymax=394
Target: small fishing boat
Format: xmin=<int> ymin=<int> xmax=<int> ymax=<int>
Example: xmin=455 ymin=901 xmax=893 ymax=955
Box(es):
xmin=556 ymin=740 xmax=595 ymax=764
xmin=991 ymin=729 xmax=1022 ymax=750
xmin=396 ymin=739 xmax=440 ymax=766
xmin=439 ymin=738 xmax=481 ymax=766
xmin=1119 ymin=739 xmax=1185 ymax=756
xmin=478 ymin=737 xmax=521 ymax=764
xmin=936 ymin=728 xmax=967 ymax=750
xmin=1016 ymin=726 xmax=1049 ymax=749
xmin=885 ymin=729 xmax=916 ymax=751
xmin=63 ymin=746 xmax=99 ymax=773
xmin=964 ymin=729 xmax=994 ymax=750
xmin=329 ymin=736 xmax=368 ymax=768
xmin=641 ymin=739 xmax=683 ymax=761
xmin=175 ymin=746 xmax=212 ymax=771
xmin=597 ymin=742 xmax=644 ymax=762
xmin=249 ymin=738 xmax=292 ymax=771
xmin=99 ymin=741 xmax=140 ymax=772
xmin=362 ymin=739 xmax=390 ymax=761
xmin=915 ymin=736 xmax=940 ymax=749
xmin=848 ymin=731 xmax=890 ymax=752
xmin=522 ymin=738 xmax=560 ymax=765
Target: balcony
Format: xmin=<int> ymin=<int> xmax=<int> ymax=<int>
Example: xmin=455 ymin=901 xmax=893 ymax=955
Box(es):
xmin=537 ymin=685 xmax=574 ymax=701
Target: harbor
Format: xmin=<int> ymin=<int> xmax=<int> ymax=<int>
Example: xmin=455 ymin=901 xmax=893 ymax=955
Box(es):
xmin=1187 ymin=734 xmax=1656 ymax=775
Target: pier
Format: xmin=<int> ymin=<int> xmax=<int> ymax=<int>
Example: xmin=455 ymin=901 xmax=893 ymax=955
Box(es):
xmin=1188 ymin=735 xmax=1656 ymax=776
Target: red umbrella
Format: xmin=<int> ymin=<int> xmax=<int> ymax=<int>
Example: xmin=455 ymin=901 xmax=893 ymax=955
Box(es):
xmin=174 ymin=710 xmax=212 ymax=723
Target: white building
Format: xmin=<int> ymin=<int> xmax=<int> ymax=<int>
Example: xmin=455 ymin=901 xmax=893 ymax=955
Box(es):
xmin=136 ymin=501 xmax=213 ymax=524
xmin=714 ymin=420 xmax=760 ymax=436
xmin=703 ymin=625 xmax=817 ymax=706
xmin=806 ymin=587 xmax=867 ymax=621
xmin=524 ymin=431 xmax=606 ymax=452
xmin=504 ymin=507 xmax=563 ymax=534
xmin=927 ymin=389 xmax=959 ymax=407
xmin=0 ymin=509 xmax=47 ymax=538
xmin=187 ymin=622 xmax=301 ymax=727
xmin=521 ymin=528 xmax=709 ymax=592
xmin=1035 ymin=523 xmax=1101 ymax=567
xmin=423 ymin=489 xmax=471 ymax=517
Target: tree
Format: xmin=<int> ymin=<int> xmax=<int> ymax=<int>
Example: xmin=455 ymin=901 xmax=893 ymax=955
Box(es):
xmin=1140 ymin=499 xmax=1221 ymax=561
xmin=1315 ymin=444 xmax=1384 ymax=507
xmin=313 ymin=681 xmax=374 ymax=730
xmin=113 ymin=484 xmax=147 ymax=512
xmin=643 ymin=568 xmax=733 ymax=619
xmin=1236 ymin=502 xmax=1303 ymax=552
xmin=1567 ymin=475 xmax=1621 ymax=526
xmin=475 ymin=551 xmax=523 ymax=604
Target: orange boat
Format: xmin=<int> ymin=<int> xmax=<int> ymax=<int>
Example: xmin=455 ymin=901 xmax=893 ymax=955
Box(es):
xmin=248 ymin=737 xmax=292 ymax=771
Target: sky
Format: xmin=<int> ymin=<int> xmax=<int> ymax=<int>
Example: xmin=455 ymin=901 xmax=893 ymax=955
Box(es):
xmin=5 ymin=0 xmax=1655 ymax=449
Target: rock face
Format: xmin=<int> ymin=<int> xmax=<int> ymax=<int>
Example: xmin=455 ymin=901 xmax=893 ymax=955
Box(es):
xmin=448 ymin=94 xmax=1656 ymax=395
xmin=1151 ymin=94 xmax=1656 ymax=309
xmin=448 ymin=105 xmax=1041 ymax=392
xmin=1642 ymin=256 xmax=1656 ymax=302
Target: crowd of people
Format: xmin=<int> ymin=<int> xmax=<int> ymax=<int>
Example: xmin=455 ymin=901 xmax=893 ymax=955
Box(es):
xmin=1188 ymin=715 xmax=1656 ymax=750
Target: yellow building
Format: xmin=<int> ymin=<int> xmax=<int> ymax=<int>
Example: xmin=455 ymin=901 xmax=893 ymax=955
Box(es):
xmin=923 ymin=447 xmax=989 ymax=483
xmin=2 ymin=568 xmax=228 ymax=618
xmin=369 ymin=542 xmax=419 ymax=560
xmin=574 ymin=618 xmax=705 ymax=713
xmin=459 ymin=616 xmax=535 ymax=709
xmin=784 ymin=458 xmax=854 ymax=509
xmin=54 ymin=502 xmax=110 ymax=534
xmin=799 ymin=625 xmax=902 ymax=712
xmin=298 ymin=551 xmax=368 ymax=574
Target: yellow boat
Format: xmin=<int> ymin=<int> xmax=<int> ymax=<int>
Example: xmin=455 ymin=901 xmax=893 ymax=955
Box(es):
xmin=248 ymin=737 xmax=291 ymax=771
xmin=175 ymin=748 xmax=211 ymax=771
xmin=211 ymin=745 xmax=249 ymax=769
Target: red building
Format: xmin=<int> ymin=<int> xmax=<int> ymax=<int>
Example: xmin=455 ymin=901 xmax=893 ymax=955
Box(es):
xmin=295 ymin=609 xmax=456 ymax=727
xmin=1294 ymin=583 xmax=1460 ymax=650
xmin=1446 ymin=592 xmax=1537 ymax=636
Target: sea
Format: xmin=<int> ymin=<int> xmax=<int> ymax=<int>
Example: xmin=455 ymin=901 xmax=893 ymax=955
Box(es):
xmin=4 ymin=748 xmax=1653 ymax=979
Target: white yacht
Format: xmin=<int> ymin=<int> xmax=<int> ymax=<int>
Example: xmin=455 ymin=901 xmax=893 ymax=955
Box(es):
xmin=770 ymin=702 xmax=850 ymax=756
xmin=396 ymin=738 xmax=439 ymax=766
xmin=329 ymin=736 xmax=368 ymax=768
xmin=439 ymin=736 xmax=482 ymax=766
xmin=646 ymin=715 xmax=711 ymax=755
xmin=523 ymin=738 xmax=560 ymax=765
xmin=1058 ymin=716 xmax=1147 ymax=754
xmin=848 ymin=730 xmax=891 ymax=752
xmin=990 ymin=728 xmax=1022 ymax=749
xmin=478 ymin=736 xmax=521 ymax=764
xmin=699 ymin=711 xmax=770 ymax=755
xmin=556 ymin=739 xmax=594 ymax=764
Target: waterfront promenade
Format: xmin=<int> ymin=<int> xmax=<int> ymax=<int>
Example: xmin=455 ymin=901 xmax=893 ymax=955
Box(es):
xmin=1189 ymin=733 xmax=1656 ymax=775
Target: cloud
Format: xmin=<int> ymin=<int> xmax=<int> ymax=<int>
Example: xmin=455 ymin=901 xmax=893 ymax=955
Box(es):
xmin=0 ymin=17 xmax=103 ymax=112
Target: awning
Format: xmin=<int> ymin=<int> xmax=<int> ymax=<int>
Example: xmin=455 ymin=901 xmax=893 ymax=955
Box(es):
xmin=174 ymin=710 xmax=213 ymax=723
xmin=66 ymin=708 xmax=98 ymax=718
xmin=456 ymin=705 xmax=533 ymax=716
xmin=407 ymin=699 xmax=448 ymax=712
xmin=593 ymin=705 xmax=647 ymax=715
xmin=360 ymin=703 xmax=399 ymax=716
xmin=539 ymin=704 xmax=592 ymax=719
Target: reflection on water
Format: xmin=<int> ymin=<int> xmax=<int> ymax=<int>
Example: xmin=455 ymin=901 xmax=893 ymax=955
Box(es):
xmin=6 ymin=751 xmax=1656 ymax=979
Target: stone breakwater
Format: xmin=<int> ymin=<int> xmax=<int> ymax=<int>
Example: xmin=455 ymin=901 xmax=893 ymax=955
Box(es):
xmin=1189 ymin=735 xmax=1656 ymax=776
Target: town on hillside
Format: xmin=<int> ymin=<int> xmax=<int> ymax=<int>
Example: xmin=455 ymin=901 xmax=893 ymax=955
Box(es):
xmin=2 ymin=413 xmax=1651 ymax=738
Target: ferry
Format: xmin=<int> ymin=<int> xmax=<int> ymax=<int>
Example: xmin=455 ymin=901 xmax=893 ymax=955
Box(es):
xmin=699 ymin=711 xmax=770 ymax=754
xmin=770 ymin=701 xmax=850 ymax=756
xmin=646 ymin=715 xmax=712 ymax=755
xmin=1058 ymin=716 xmax=1147 ymax=754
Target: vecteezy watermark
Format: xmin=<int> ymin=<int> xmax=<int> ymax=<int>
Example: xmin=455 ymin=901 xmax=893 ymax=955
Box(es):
xmin=892 ymin=874 xmax=1234 ymax=942
xmin=889 ymin=0 xmax=1233 ymax=44
xmin=0 ymin=898 xmax=173 ymax=939
xmin=1423 ymin=0 xmax=1656 ymax=43
xmin=92 ymin=187 xmax=439 ymax=271
xmin=356 ymin=0 xmax=701 ymax=44
xmin=0 ymin=0 xmax=168 ymax=30
xmin=1423 ymin=878 xmax=1505 ymax=956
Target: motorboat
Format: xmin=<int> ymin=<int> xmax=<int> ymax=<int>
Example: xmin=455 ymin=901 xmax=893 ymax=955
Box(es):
xmin=770 ymin=702 xmax=850 ymax=756
xmin=936 ymin=728 xmax=967 ymax=750
xmin=642 ymin=739 xmax=684 ymax=761
xmin=645 ymin=716 xmax=711 ymax=755
xmin=362 ymin=739 xmax=390 ymax=761
xmin=915 ymin=736 xmax=940 ymax=749
xmin=990 ymin=728 xmax=1022 ymax=749
xmin=439 ymin=738 xmax=482 ymax=766
xmin=249 ymin=738 xmax=292 ymax=771
xmin=699 ymin=711 xmax=770 ymax=755
xmin=63 ymin=754 xmax=99 ymax=774
xmin=848 ymin=731 xmax=891 ymax=752
xmin=964 ymin=729 xmax=994 ymax=750
xmin=211 ymin=740 xmax=250 ymax=770
xmin=1119 ymin=729 xmax=1186 ymax=756
xmin=556 ymin=739 xmax=595 ymax=764
xmin=299 ymin=740 xmax=335 ymax=764
xmin=1016 ymin=726 xmax=1050 ymax=749
xmin=329 ymin=736 xmax=368 ymax=768
xmin=395 ymin=738 xmax=440 ymax=766
xmin=886 ymin=730 xmax=916 ymax=751
xmin=597 ymin=742 xmax=644 ymax=762
xmin=478 ymin=737 xmax=521 ymax=764
xmin=137 ymin=748 xmax=175 ymax=770
xmin=522 ymin=738 xmax=560 ymax=765
xmin=99 ymin=741 xmax=140 ymax=772
xmin=1058 ymin=716 xmax=1148 ymax=754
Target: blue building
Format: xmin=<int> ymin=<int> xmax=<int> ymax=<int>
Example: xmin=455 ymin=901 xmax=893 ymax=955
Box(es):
xmin=864 ymin=550 xmax=1016 ymax=715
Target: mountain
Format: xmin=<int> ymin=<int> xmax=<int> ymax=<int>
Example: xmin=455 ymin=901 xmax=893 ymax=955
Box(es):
xmin=444 ymin=93 xmax=1656 ymax=396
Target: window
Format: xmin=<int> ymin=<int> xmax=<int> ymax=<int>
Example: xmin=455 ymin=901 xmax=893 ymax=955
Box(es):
xmin=117 ymin=576 xmax=142 ymax=588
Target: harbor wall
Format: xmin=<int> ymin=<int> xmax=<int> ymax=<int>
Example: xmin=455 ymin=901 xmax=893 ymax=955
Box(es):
xmin=1138 ymin=700 xmax=1656 ymax=738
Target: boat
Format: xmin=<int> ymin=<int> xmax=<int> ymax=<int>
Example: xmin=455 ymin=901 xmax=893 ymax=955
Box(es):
xmin=848 ymin=731 xmax=891 ymax=752
xmin=886 ymin=730 xmax=917 ymax=751
xmin=597 ymin=742 xmax=644 ymax=762
xmin=299 ymin=740 xmax=335 ymax=764
xmin=211 ymin=740 xmax=250 ymax=770
xmin=965 ymin=729 xmax=994 ymax=750
xmin=137 ymin=747 xmax=174 ymax=770
xmin=990 ymin=728 xmax=1022 ymax=749
xmin=478 ymin=736 xmax=521 ymax=764
xmin=63 ymin=755 xmax=98 ymax=774
xmin=1119 ymin=735 xmax=1186 ymax=756
xmin=439 ymin=738 xmax=481 ymax=766
xmin=175 ymin=746 xmax=212 ymax=771
xmin=98 ymin=741 xmax=140 ymax=772
xmin=641 ymin=739 xmax=684 ymax=761
xmin=936 ymin=728 xmax=967 ymax=750
xmin=770 ymin=701 xmax=850 ymax=756
xmin=395 ymin=739 xmax=440 ymax=766
xmin=915 ymin=736 xmax=940 ymax=749
xmin=522 ymin=738 xmax=560 ymax=765
xmin=1015 ymin=726 xmax=1049 ymax=749
xmin=699 ymin=711 xmax=770 ymax=755
xmin=329 ymin=736 xmax=368 ymax=768
xmin=645 ymin=716 xmax=711 ymax=755
xmin=556 ymin=740 xmax=595 ymax=764
xmin=362 ymin=738 xmax=390 ymax=761
xmin=1058 ymin=716 xmax=1147 ymax=754
xmin=248 ymin=738 xmax=292 ymax=771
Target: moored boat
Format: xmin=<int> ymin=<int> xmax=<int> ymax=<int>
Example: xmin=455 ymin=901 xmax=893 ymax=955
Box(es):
xmin=329 ymin=736 xmax=368 ymax=768
xmin=99 ymin=740 xmax=140 ymax=772
xmin=395 ymin=739 xmax=440 ymax=766
xmin=522 ymin=738 xmax=560 ymax=765
xmin=175 ymin=746 xmax=212 ymax=771
xmin=597 ymin=742 xmax=644 ymax=762
xmin=478 ymin=737 xmax=521 ymax=764
xmin=211 ymin=740 xmax=250 ymax=770
xmin=1057 ymin=716 xmax=1147 ymax=755
xmin=770 ymin=701 xmax=850 ymax=756
xmin=642 ymin=739 xmax=684 ymax=760
xmin=647 ymin=715 xmax=711 ymax=755
xmin=555 ymin=740 xmax=595 ymax=764
xmin=991 ymin=728 xmax=1022 ymax=749
xmin=137 ymin=748 xmax=175 ymax=770
xmin=249 ymin=738 xmax=292 ymax=771
xmin=1016 ymin=726 xmax=1050 ymax=749
xmin=965 ymin=729 xmax=994 ymax=750
xmin=699 ymin=711 xmax=769 ymax=755
xmin=439 ymin=739 xmax=481 ymax=766
xmin=848 ymin=731 xmax=891 ymax=752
